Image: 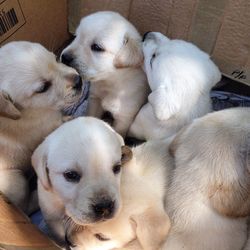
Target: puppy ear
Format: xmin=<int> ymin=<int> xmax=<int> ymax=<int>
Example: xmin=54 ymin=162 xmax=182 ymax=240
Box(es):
xmin=0 ymin=91 xmax=21 ymax=120
xmin=114 ymin=35 xmax=143 ymax=68
xmin=121 ymin=146 xmax=133 ymax=165
xmin=131 ymin=206 xmax=171 ymax=249
xmin=31 ymin=143 xmax=51 ymax=190
xmin=148 ymin=85 xmax=181 ymax=121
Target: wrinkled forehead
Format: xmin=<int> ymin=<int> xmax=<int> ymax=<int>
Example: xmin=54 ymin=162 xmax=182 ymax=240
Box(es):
xmin=75 ymin=16 xmax=129 ymax=50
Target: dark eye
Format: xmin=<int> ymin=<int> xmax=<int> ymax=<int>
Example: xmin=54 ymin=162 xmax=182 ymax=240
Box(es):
xmin=36 ymin=81 xmax=51 ymax=94
xmin=63 ymin=170 xmax=81 ymax=183
xmin=150 ymin=53 xmax=156 ymax=68
xmin=112 ymin=164 xmax=121 ymax=175
xmin=91 ymin=43 xmax=105 ymax=52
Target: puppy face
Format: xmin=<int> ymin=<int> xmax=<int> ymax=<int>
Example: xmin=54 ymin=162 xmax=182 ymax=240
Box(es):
xmin=32 ymin=117 xmax=132 ymax=225
xmin=170 ymin=107 xmax=250 ymax=217
xmin=61 ymin=11 xmax=143 ymax=81
xmin=142 ymin=32 xmax=171 ymax=90
xmin=0 ymin=41 xmax=82 ymax=110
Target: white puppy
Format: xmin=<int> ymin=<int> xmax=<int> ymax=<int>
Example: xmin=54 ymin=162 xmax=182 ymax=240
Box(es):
xmin=162 ymin=107 xmax=250 ymax=250
xmin=0 ymin=41 xmax=82 ymax=212
xmin=32 ymin=118 xmax=171 ymax=249
xmin=128 ymin=32 xmax=221 ymax=140
xmin=61 ymin=11 xmax=149 ymax=136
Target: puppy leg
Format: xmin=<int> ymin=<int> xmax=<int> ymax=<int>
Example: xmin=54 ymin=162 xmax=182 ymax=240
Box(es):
xmin=0 ymin=169 xmax=29 ymax=212
xmin=131 ymin=206 xmax=171 ymax=250
xmin=87 ymin=96 xmax=103 ymax=118
xmin=101 ymin=97 xmax=132 ymax=136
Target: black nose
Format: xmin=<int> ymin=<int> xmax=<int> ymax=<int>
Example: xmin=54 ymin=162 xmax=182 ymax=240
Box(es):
xmin=92 ymin=199 xmax=115 ymax=219
xmin=61 ymin=52 xmax=74 ymax=66
xmin=142 ymin=31 xmax=152 ymax=42
xmin=73 ymin=75 xmax=82 ymax=91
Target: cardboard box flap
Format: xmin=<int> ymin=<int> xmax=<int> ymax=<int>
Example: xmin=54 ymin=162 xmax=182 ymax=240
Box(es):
xmin=0 ymin=192 xmax=60 ymax=250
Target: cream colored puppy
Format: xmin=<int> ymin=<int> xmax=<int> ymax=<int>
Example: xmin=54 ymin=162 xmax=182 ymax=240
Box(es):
xmin=32 ymin=117 xmax=171 ymax=249
xmin=128 ymin=32 xmax=221 ymax=140
xmin=61 ymin=11 xmax=149 ymax=137
xmin=162 ymin=107 xmax=250 ymax=250
xmin=0 ymin=41 xmax=82 ymax=212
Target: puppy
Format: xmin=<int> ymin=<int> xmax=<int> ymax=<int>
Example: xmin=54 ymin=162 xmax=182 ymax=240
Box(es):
xmin=128 ymin=32 xmax=221 ymax=140
xmin=32 ymin=117 xmax=171 ymax=249
xmin=0 ymin=41 xmax=82 ymax=213
xmin=61 ymin=11 xmax=149 ymax=137
xmin=162 ymin=107 xmax=250 ymax=250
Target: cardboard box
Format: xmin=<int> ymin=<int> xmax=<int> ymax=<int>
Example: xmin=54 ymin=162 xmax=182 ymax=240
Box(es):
xmin=68 ymin=0 xmax=250 ymax=87
xmin=0 ymin=0 xmax=69 ymax=51
xmin=0 ymin=192 xmax=60 ymax=250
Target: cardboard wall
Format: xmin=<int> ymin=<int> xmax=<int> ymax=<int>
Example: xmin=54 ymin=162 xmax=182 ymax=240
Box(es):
xmin=0 ymin=0 xmax=69 ymax=51
xmin=68 ymin=0 xmax=250 ymax=87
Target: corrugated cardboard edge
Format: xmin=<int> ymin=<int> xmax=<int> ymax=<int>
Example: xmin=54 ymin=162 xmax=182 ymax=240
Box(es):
xmin=0 ymin=192 xmax=60 ymax=250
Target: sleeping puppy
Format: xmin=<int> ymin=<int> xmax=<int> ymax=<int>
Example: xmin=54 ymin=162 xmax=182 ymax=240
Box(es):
xmin=128 ymin=32 xmax=221 ymax=140
xmin=0 ymin=41 xmax=82 ymax=213
xmin=61 ymin=11 xmax=149 ymax=137
xmin=162 ymin=107 xmax=250 ymax=250
xmin=32 ymin=117 xmax=171 ymax=249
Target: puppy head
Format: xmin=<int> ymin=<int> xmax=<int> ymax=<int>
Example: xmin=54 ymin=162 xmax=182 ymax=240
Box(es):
xmin=0 ymin=41 xmax=82 ymax=110
xmin=170 ymin=107 xmax=250 ymax=217
xmin=142 ymin=31 xmax=221 ymax=91
xmin=32 ymin=117 xmax=132 ymax=225
xmin=61 ymin=11 xmax=143 ymax=82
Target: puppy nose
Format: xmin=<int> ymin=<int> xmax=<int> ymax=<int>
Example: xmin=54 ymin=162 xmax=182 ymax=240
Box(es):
xmin=92 ymin=199 xmax=115 ymax=219
xmin=142 ymin=31 xmax=152 ymax=42
xmin=61 ymin=52 xmax=73 ymax=66
xmin=73 ymin=75 xmax=82 ymax=91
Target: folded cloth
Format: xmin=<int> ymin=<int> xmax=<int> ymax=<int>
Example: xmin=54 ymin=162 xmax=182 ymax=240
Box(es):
xmin=63 ymin=81 xmax=90 ymax=117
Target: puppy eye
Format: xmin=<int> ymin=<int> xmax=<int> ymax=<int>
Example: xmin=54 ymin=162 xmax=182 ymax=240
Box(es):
xmin=112 ymin=164 xmax=121 ymax=175
xmin=63 ymin=170 xmax=81 ymax=183
xmin=36 ymin=81 xmax=51 ymax=94
xmin=150 ymin=53 xmax=156 ymax=68
xmin=91 ymin=43 xmax=105 ymax=52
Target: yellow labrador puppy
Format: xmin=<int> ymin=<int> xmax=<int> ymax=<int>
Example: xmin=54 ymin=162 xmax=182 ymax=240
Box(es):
xmin=32 ymin=117 xmax=171 ymax=249
xmin=162 ymin=107 xmax=250 ymax=250
xmin=0 ymin=41 xmax=82 ymax=213
xmin=61 ymin=11 xmax=149 ymax=137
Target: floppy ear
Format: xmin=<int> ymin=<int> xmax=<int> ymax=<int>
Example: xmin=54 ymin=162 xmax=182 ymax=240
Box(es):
xmin=114 ymin=35 xmax=143 ymax=68
xmin=121 ymin=146 xmax=133 ymax=165
xmin=148 ymin=85 xmax=181 ymax=121
xmin=31 ymin=143 xmax=51 ymax=190
xmin=0 ymin=91 xmax=21 ymax=120
xmin=209 ymin=140 xmax=250 ymax=217
xmin=131 ymin=206 xmax=171 ymax=250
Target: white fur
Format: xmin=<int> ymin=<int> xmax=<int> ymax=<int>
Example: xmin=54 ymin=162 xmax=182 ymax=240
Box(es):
xmin=0 ymin=41 xmax=80 ymax=109
xmin=128 ymin=32 xmax=221 ymax=140
xmin=162 ymin=107 xmax=250 ymax=250
xmin=73 ymin=139 xmax=172 ymax=250
xmin=61 ymin=11 xmax=149 ymax=136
